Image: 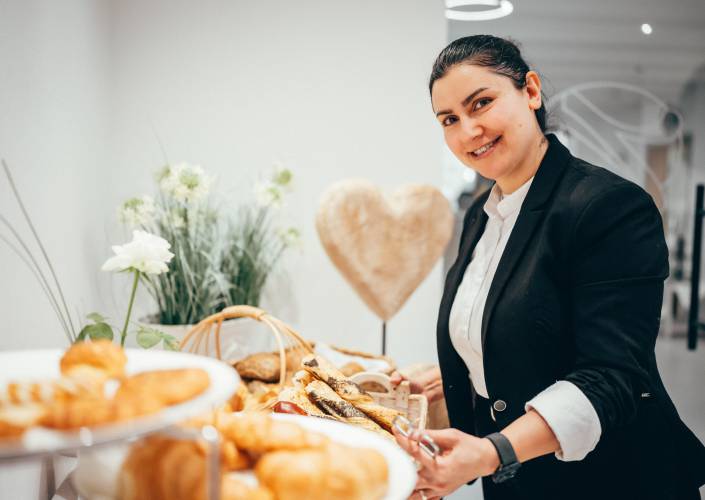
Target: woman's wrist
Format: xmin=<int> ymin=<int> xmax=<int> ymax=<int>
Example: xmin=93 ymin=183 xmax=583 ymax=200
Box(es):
xmin=479 ymin=437 xmax=501 ymax=476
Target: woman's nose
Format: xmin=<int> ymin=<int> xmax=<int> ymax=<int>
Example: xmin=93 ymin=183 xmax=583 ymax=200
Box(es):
xmin=460 ymin=117 xmax=482 ymax=140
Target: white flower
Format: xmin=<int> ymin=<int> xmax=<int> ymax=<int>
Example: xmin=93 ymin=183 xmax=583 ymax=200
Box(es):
xmin=118 ymin=195 xmax=155 ymax=227
xmin=159 ymin=163 xmax=211 ymax=203
xmin=278 ymin=227 xmax=301 ymax=248
xmin=254 ymin=181 xmax=284 ymax=208
xmin=168 ymin=209 xmax=186 ymax=229
xmin=102 ymin=230 xmax=174 ymax=275
xmin=254 ymin=163 xmax=294 ymax=208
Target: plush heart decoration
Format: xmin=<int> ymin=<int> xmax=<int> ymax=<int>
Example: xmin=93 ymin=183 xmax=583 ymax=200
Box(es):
xmin=316 ymin=180 xmax=454 ymax=321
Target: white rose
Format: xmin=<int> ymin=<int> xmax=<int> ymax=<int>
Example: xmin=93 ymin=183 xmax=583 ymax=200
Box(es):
xmin=102 ymin=230 xmax=174 ymax=275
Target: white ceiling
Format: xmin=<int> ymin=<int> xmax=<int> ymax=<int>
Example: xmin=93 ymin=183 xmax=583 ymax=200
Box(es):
xmin=447 ymin=0 xmax=705 ymax=106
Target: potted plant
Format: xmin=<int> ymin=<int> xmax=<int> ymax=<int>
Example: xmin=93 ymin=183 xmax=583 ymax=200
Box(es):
xmin=118 ymin=162 xmax=299 ymax=355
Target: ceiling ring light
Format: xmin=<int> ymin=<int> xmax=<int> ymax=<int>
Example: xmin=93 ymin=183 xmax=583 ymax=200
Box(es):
xmin=445 ymin=0 xmax=514 ymax=21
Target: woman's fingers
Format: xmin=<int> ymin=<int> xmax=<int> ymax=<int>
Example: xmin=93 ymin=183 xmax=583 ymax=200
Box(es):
xmin=390 ymin=371 xmax=405 ymax=386
xmin=419 ymin=428 xmax=461 ymax=448
xmin=394 ymin=432 xmax=414 ymax=454
xmin=424 ymin=380 xmax=445 ymax=403
xmin=409 ymin=429 xmax=440 ymax=470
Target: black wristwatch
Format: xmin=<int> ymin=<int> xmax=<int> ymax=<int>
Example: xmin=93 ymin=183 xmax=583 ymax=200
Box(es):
xmin=484 ymin=432 xmax=521 ymax=483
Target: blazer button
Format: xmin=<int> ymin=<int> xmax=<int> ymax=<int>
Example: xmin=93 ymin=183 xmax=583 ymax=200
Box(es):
xmin=493 ymin=400 xmax=507 ymax=412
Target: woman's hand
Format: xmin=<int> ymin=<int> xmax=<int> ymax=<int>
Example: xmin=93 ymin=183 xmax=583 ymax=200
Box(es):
xmin=393 ymin=426 xmax=499 ymax=500
xmin=390 ymin=367 xmax=444 ymax=404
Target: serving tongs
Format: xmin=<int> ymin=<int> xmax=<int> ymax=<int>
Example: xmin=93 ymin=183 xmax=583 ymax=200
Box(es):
xmin=392 ymin=415 xmax=440 ymax=459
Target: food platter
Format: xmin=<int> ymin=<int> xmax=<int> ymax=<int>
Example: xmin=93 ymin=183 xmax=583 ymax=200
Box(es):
xmin=0 ymin=348 xmax=239 ymax=461
xmin=73 ymin=412 xmax=418 ymax=500
xmin=272 ymin=414 xmax=417 ymax=500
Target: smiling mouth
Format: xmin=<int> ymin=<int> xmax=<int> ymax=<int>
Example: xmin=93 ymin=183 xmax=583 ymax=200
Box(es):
xmin=470 ymin=136 xmax=501 ymax=158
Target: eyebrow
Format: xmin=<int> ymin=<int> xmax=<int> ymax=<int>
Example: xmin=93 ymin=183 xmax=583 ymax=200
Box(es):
xmin=434 ymin=87 xmax=489 ymax=117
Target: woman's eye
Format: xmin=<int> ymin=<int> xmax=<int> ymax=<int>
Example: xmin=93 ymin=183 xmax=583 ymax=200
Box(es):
xmin=473 ymin=97 xmax=492 ymax=111
xmin=441 ymin=116 xmax=457 ymax=127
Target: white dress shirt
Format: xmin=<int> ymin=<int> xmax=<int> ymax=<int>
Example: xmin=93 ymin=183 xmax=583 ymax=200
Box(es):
xmin=448 ymin=177 xmax=602 ymax=462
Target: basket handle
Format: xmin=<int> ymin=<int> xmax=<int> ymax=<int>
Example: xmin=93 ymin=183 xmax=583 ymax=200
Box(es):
xmin=180 ymin=305 xmax=314 ymax=390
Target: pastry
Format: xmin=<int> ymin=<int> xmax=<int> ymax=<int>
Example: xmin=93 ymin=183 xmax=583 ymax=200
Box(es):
xmin=255 ymin=442 xmax=388 ymax=500
xmin=340 ymin=361 xmax=365 ymax=377
xmin=119 ymin=435 xmax=206 ymax=500
xmin=234 ymin=353 xmax=281 ymax=382
xmin=277 ymin=387 xmax=332 ymax=419
xmin=217 ymin=412 xmax=329 ymax=454
xmin=301 ymin=355 xmax=374 ymax=405
xmin=0 ymin=404 xmax=45 ymax=438
xmin=302 ymin=355 xmax=403 ymax=432
xmin=60 ymin=340 xmax=127 ymax=379
xmin=221 ymin=475 xmax=274 ymax=500
xmin=304 ymin=381 xmax=391 ymax=439
xmin=116 ymin=368 xmax=210 ymax=406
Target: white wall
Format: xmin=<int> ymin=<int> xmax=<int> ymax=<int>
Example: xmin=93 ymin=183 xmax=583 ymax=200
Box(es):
xmin=0 ymin=0 xmax=111 ymax=351
xmin=0 ymin=0 xmax=448 ymax=369
xmin=0 ymin=0 xmax=112 ymax=495
xmin=106 ymin=0 xmax=447 ymax=367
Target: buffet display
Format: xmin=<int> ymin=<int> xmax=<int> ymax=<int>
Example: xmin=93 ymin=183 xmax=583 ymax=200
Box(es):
xmin=0 ymin=340 xmax=210 ymax=437
xmin=118 ymin=412 xmax=394 ymax=500
xmin=0 ymin=308 xmax=422 ymax=499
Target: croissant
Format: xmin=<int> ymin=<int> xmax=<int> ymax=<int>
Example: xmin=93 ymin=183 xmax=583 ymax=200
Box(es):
xmin=60 ymin=340 xmax=127 ymax=379
xmin=116 ymin=368 xmax=210 ymax=406
xmin=216 ymin=412 xmax=329 ymax=455
xmin=255 ymin=442 xmax=388 ymax=500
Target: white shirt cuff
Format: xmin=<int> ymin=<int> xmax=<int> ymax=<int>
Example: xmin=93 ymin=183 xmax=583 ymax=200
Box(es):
xmin=524 ymin=380 xmax=602 ymax=461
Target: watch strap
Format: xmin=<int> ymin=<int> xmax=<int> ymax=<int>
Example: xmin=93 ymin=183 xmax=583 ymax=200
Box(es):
xmin=485 ymin=432 xmax=521 ymax=483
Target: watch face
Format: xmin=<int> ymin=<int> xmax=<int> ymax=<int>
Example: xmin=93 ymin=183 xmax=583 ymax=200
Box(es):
xmin=491 ymin=462 xmax=521 ymax=484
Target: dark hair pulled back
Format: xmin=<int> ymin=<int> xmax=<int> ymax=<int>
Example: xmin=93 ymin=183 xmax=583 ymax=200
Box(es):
xmin=429 ymin=35 xmax=547 ymax=132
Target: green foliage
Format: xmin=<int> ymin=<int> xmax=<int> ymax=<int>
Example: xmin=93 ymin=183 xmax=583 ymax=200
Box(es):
xmin=221 ymin=206 xmax=287 ymax=308
xmin=77 ymin=313 xmax=114 ymax=342
xmin=122 ymin=165 xmax=297 ymax=326
xmin=136 ymin=324 xmax=179 ymax=350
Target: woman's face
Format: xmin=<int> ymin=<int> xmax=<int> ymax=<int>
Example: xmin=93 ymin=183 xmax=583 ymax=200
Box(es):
xmin=431 ymin=64 xmax=543 ymax=187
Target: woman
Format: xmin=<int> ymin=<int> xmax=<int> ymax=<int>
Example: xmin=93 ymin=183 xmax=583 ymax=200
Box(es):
xmin=391 ymin=35 xmax=705 ymax=500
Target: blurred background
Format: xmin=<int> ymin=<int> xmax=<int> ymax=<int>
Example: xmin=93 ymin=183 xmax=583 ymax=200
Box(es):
xmin=1 ymin=1 xmax=704 ymax=498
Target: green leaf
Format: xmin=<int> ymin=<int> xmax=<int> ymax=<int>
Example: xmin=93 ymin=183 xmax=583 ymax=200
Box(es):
xmin=86 ymin=312 xmax=108 ymax=323
xmin=162 ymin=334 xmax=179 ymax=351
xmin=83 ymin=322 xmax=114 ymax=341
xmin=136 ymin=325 xmax=162 ymax=349
xmin=76 ymin=326 xmax=89 ymax=342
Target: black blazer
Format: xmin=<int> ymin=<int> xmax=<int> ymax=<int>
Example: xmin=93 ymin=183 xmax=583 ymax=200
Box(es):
xmin=437 ymin=134 xmax=705 ymax=499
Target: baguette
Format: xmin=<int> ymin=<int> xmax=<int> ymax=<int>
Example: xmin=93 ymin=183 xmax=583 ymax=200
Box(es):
xmin=277 ymin=387 xmax=331 ymax=419
xmin=302 ymin=355 xmax=403 ymax=432
xmin=304 ymin=381 xmax=392 ymax=439
xmin=301 ymin=355 xmax=374 ymax=404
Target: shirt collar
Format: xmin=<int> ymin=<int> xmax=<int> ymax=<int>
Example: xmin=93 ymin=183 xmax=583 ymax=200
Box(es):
xmin=483 ymin=175 xmax=535 ymax=220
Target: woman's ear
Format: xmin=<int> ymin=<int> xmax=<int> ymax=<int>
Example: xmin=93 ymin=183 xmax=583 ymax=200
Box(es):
xmin=525 ymin=71 xmax=542 ymax=111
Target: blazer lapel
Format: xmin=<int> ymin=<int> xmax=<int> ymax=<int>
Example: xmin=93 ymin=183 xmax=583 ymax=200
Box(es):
xmin=480 ymin=134 xmax=572 ymax=348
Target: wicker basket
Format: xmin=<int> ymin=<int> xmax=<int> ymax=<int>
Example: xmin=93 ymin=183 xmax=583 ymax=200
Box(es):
xmin=309 ymin=342 xmax=397 ymax=375
xmin=180 ymin=305 xmax=427 ymax=427
xmin=350 ymin=372 xmax=428 ymax=430
xmin=180 ymin=305 xmax=313 ymax=390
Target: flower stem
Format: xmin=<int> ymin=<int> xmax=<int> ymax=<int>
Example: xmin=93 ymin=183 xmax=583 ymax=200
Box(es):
xmin=121 ymin=270 xmax=140 ymax=347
